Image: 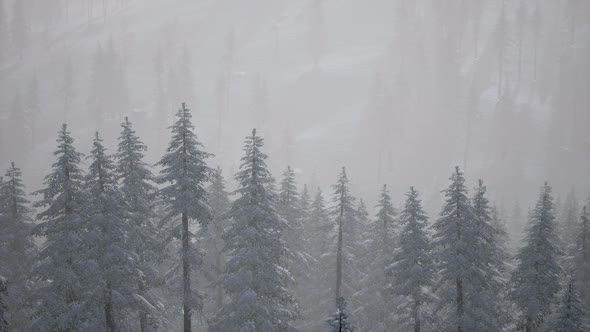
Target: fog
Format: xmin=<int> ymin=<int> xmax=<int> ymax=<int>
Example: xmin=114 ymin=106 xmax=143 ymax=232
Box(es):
xmin=0 ymin=0 xmax=589 ymax=330
xmin=1 ymin=0 xmax=589 ymax=212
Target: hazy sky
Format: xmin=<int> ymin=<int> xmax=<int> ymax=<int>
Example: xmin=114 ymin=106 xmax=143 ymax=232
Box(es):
xmin=1 ymin=0 xmax=589 ymax=216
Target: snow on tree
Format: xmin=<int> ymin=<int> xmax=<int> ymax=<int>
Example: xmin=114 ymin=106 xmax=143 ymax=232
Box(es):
xmin=432 ymin=167 xmax=507 ymax=331
xmin=0 ymin=163 xmax=36 ymax=330
xmin=156 ymin=103 xmax=213 ymax=332
xmin=302 ymin=187 xmax=334 ymax=330
xmin=574 ymin=206 xmax=590 ymax=313
xmin=78 ymin=132 xmax=143 ymax=330
xmin=330 ymin=167 xmax=363 ymax=314
xmin=549 ymin=278 xmax=587 ymax=332
xmin=31 ymin=124 xmax=87 ymax=331
xmin=510 ymin=182 xmax=562 ymax=332
xmin=357 ymin=184 xmax=399 ymax=330
xmin=387 ymin=186 xmax=434 ymax=332
xmin=327 ymin=297 xmax=353 ymax=332
xmin=0 ymin=276 xmax=7 ymax=332
xmin=201 ymin=166 xmax=231 ymax=314
xmin=115 ymin=117 xmax=163 ymax=331
xmin=209 ymin=129 xmax=298 ymax=332
xmin=278 ymin=165 xmax=310 ymax=270
xmin=470 ymin=179 xmax=510 ymax=328
xmin=560 ymin=189 xmax=580 ymax=262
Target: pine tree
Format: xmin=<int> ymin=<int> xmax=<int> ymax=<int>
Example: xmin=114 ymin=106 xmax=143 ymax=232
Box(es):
xmin=330 ymin=167 xmax=360 ymax=307
xmin=278 ymin=166 xmax=310 ymax=275
xmin=0 ymin=163 xmax=36 ymax=330
xmin=360 ymin=184 xmax=399 ymax=328
xmin=550 ymin=278 xmax=586 ymax=332
xmin=80 ymin=132 xmax=141 ymax=331
xmin=574 ymin=206 xmax=590 ymax=313
xmin=202 ymin=167 xmax=231 ymax=314
xmin=327 ymin=297 xmax=353 ymax=332
xmin=304 ymin=188 xmax=333 ymax=330
xmin=115 ymin=117 xmax=162 ymax=331
xmin=470 ymin=180 xmax=510 ymax=329
xmin=560 ymin=189 xmax=580 ymax=260
xmin=432 ymin=167 xmax=505 ymax=331
xmin=388 ymin=187 xmax=434 ymax=332
xmin=510 ymin=182 xmax=562 ymax=332
xmin=156 ymin=103 xmax=212 ymax=332
xmin=209 ymin=129 xmax=298 ymax=332
xmin=0 ymin=276 xmax=6 ymax=332
xmin=31 ymin=124 xmax=86 ymax=330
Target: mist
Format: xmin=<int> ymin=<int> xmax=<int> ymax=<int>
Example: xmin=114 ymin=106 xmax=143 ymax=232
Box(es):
xmin=0 ymin=0 xmax=589 ymax=331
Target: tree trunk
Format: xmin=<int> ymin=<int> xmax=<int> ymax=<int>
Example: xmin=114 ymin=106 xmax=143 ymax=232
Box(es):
xmin=335 ymin=189 xmax=344 ymax=303
xmin=182 ymin=211 xmax=191 ymax=332
xmin=456 ymin=277 xmax=463 ymax=332
xmin=216 ymin=252 xmax=223 ymax=310
xmin=139 ymin=280 xmax=147 ymax=332
xmin=105 ymin=285 xmax=115 ymax=332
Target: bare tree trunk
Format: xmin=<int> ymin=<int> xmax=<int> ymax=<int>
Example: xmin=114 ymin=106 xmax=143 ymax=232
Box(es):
xmin=182 ymin=211 xmax=191 ymax=332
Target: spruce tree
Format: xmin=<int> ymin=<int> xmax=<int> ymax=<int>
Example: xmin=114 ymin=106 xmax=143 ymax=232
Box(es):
xmin=432 ymin=167 xmax=505 ymax=331
xmin=32 ymin=124 xmax=86 ymax=330
xmin=278 ymin=166 xmax=309 ymax=270
xmin=80 ymin=132 xmax=141 ymax=331
xmin=202 ymin=167 xmax=231 ymax=313
xmin=470 ymin=180 xmax=510 ymax=329
xmin=209 ymin=129 xmax=298 ymax=331
xmin=574 ymin=206 xmax=590 ymax=313
xmin=115 ymin=117 xmax=162 ymax=331
xmin=327 ymin=297 xmax=353 ymax=332
xmin=0 ymin=276 xmax=6 ymax=332
xmin=550 ymin=278 xmax=587 ymax=332
xmin=358 ymin=184 xmax=399 ymax=329
xmin=510 ymin=182 xmax=561 ymax=332
xmin=305 ymin=188 xmax=333 ymax=330
xmin=388 ymin=187 xmax=434 ymax=332
xmin=156 ymin=103 xmax=213 ymax=332
xmin=330 ymin=167 xmax=361 ymax=308
xmin=0 ymin=163 xmax=36 ymax=330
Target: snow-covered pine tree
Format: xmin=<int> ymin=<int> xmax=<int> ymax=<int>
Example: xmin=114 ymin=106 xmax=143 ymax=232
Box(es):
xmin=549 ymin=278 xmax=587 ymax=332
xmin=574 ymin=206 xmax=590 ymax=313
xmin=432 ymin=167 xmax=505 ymax=331
xmin=330 ymin=167 xmax=361 ymax=308
xmin=470 ymin=179 xmax=510 ymax=328
xmin=202 ymin=166 xmax=231 ymax=314
xmin=560 ymin=189 xmax=580 ymax=261
xmin=156 ymin=103 xmax=213 ymax=332
xmin=0 ymin=163 xmax=36 ymax=330
xmin=0 ymin=276 xmax=6 ymax=332
xmin=327 ymin=297 xmax=353 ymax=332
xmin=278 ymin=166 xmax=310 ymax=271
xmin=510 ymin=182 xmax=562 ymax=332
xmin=359 ymin=184 xmax=398 ymax=330
xmin=80 ymin=132 xmax=142 ymax=331
xmin=115 ymin=117 xmax=163 ymax=331
xmin=31 ymin=124 xmax=86 ymax=330
xmin=299 ymin=184 xmax=311 ymax=225
xmin=209 ymin=129 xmax=298 ymax=332
xmin=387 ymin=186 xmax=434 ymax=332
xmin=303 ymin=187 xmax=334 ymax=330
